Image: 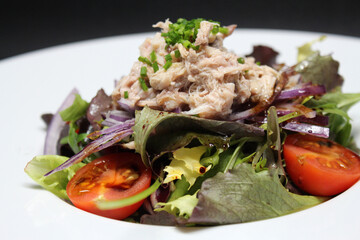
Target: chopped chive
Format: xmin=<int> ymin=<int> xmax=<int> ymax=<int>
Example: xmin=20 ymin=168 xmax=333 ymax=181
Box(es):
xmin=182 ymin=40 xmax=191 ymax=48
xmin=174 ymin=49 xmax=181 ymax=58
xmin=96 ymin=179 xmax=161 ymax=210
xmin=163 ymin=60 xmax=172 ymax=70
xmin=211 ymin=25 xmax=220 ymax=34
xmin=165 ymin=54 xmax=172 ymax=62
xmin=138 ymin=78 xmax=148 ymax=91
xmin=244 ymin=70 xmax=249 ymax=74
xmin=140 ymin=66 xmax=147 ymax=77
xmin=237 ymin=57 xmax=245 ymax=64
xmin=191 ymin=44 xmax=200 ymax=51
xmin=152 ymin=62 xmax=159 ymax=73
xmin=161 ymin=18 xmax=227 ymax=49
xmin=219 ymin=27 xmax=229 ymax=34
xmin=124 ymin=91 xmax=129 ymax=99
xmin=138 ymin=56 xmax=152 ymax=66
xmin=256 ymin=61 xmax=261 ymax=66
xmin=150 ymin=50 xmax=157 ymax=63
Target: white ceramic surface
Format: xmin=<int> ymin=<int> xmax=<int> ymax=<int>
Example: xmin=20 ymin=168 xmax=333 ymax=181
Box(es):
xmin=1 ymin=29 xmax=360 ymax=240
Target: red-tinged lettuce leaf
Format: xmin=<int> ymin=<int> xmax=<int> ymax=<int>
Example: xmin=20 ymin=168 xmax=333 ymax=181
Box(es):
xmin=87 ymin=89 xmax=114 ymax=131
xmin=246 ymin=45 xmax=279 ymax=67
xmin=133 ymin=107 xmax=264 ymax=167
xmin=140 ymin=211 xmax=178 ymax=226
xmin=187 ymin=163 xmax=327 ymax=225
xmin=295 ymin=52 xmax=343 ymax=92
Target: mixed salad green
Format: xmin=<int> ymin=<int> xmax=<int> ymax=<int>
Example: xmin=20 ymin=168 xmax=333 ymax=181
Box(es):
xmin=25 ymin=18 xmax=360 ymax=226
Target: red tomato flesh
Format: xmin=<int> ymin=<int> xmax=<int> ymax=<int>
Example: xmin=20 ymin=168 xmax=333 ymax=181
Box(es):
xmin=283 ymin=134 xmax=360 ymax=196
xmin=66 ymin=152 xmax=151 ymax=219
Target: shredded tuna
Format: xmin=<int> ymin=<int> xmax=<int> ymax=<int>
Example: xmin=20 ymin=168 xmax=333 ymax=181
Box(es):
xmin=112 ymin=20 xmax=281 ymax=119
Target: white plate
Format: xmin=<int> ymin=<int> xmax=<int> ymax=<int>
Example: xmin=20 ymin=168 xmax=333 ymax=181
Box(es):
xmin=1 ymin=29 xmax=360 ymax=240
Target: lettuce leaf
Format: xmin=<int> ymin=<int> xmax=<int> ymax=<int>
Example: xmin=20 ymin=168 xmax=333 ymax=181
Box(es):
xmin=188 ymin=163 xmax=327 ymax=225
xmin=24 ymin=155 xmax=85 ymax=200
xmin=59 ymin=94 xmax=89 ymax=122
xmin=155 ymin=191 xmax=199 ymax=219
xmin=295 ymin=53 xmax=343 ymax=92
xmin=296 ymin=36 xmax=343 ymax=91
xmin=163 ymin=146 xmax=210 ymax=187
xmin=297 ymin=35 xmax=326 ymax=62
xmin=305 ymin=91 xmax=360 ymax=148
xmin=133 ymin=106 xmax=264 ymax=167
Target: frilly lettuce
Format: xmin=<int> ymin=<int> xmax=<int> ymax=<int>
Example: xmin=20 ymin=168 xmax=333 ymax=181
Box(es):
xmin=24 ymin=155 xmax=85 ymax=200
xmin=297 ymin=35 xmax=326 ymax=62
xmin=163 ymin=146 xmax=210 ymax=187
xmin=155 ymin=191 xmax=199 ymax=219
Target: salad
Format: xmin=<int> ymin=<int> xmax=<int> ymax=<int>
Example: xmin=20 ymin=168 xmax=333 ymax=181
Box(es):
xmin=25 ymin=18 xmax=360 ymax=226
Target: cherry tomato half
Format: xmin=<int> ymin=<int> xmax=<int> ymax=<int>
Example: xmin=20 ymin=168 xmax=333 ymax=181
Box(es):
xmin=283 ymin=134 xmax=360 ymax=196
xmin=66 ymin=152 xmax=151 ymax=219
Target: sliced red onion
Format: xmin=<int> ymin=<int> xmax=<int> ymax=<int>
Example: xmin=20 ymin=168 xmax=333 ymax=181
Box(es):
xmin=118 ymin=98 xmax=135 ymax=113
xmin=44 ymin=88 xmax=78 ymax=155
xmin=172 ymin=107 xmax=182 ymax=114
xmin=282 ymin=122 xmax=329 ymax=138
xmin=247 ymin=113 xmax=329 ymax=127
xmin=276 ymin=110 xmax=297 ymax=116
xmin=88 ymin=118 xmax=135 ymax=139
xmin=44 ymin=126 xmax=134 ymax=176
xmin=275 ymin=103 xmax=316 ymax=118
xmin=142 ymin=198 xmax=155 ymax=214
xmin=294 ymin=115 xmax=329 ymax=126
xmin=229 ymin=108 xmax=255 ymax=121
xmin=277 ymin=85 xmax=326 ymax=100
xmin=102 ymin=110 xmax=134 ymax=127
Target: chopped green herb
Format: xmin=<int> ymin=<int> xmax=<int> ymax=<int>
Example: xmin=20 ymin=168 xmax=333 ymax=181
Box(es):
xmin=150 ymin=50 xmax=157 ymax=63
xmin=140 ymin=66 xmax=147 ymax=78
xmin=161 ymin=18 xmax=224 ymax=50
xmin=219 ymin=27 xmax=229 ymax=34
xmin=237 ymin=57 xmax=245 ymax=64
xmin=138 ymin=78 xmax=148 ymax=91
xmin=124 ymin=91 xmax=129 ymax=99
xmin=181 ymin=40 xmax=191 ymax=49
xmin=163 ymin=60 xmax=172 ymax=70
xmin=138 ymin=56 xmax=152 ymax=66
xmin=191 ymin=44 xmax=200 ymax=51
xmin=174 ymin=49 xmax=181 ymax=58
xmin=256 ymin=61 xmax=261 ymax=66
xmin=211 ymin=25 xmax=220 ymax=34
xmin=152 ymin=62 xmax=159 ymax=73
xmin=60 ymin=94 xmax=89 ymax=122
xmin=165 ymin=54 xmax=172 ymax=62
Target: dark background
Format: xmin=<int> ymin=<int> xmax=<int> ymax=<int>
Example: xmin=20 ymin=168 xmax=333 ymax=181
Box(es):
xmin=1 ymin=0 xmax=359 ymax=61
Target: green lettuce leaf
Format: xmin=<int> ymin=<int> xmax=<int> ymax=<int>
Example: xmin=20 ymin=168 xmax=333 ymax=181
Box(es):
xmin=188 ymin=163 xmax=327 ymax=225
xmin=24 ymin=155 xmax=85 ymax=200
xmin=306 ymin=91 xmax=360 ymax=113
xmin=305 ymin=91 xmax=360 ymax=147
xmin=155 ymin=191 xmax=199 ymax=219
xmin=297 ymin=35 xmax=326 ymax=62
xmin=60 ymin=94 xmax=89 ymax=122
xmin=133 ymin=106 xmax=264 ymax=167
xmin=163 ymin=146 xmax=210 ymax=187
